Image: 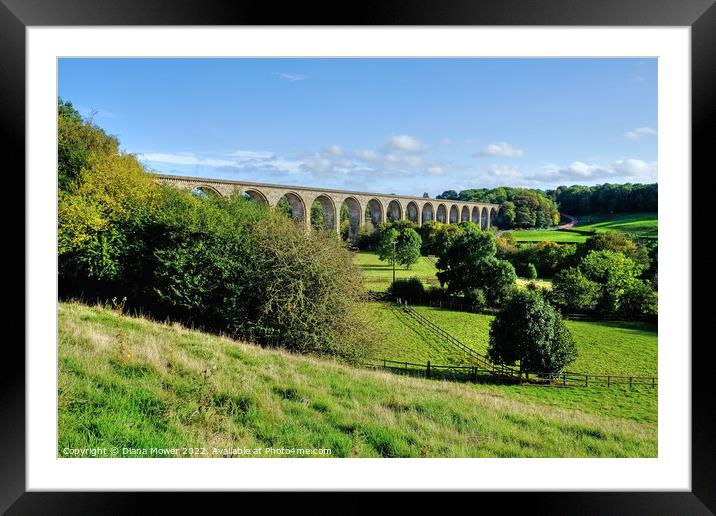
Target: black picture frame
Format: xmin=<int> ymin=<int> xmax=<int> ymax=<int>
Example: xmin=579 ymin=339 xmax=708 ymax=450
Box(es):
xmin=4 ymin=0 xmax=713 ymax=512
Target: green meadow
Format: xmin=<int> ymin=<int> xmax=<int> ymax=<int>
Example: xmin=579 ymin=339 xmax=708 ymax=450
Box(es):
xmin=58 ymin=302 xmax=657 ymax=457
xmin=509 ymin=212 xmax=658 ymax=243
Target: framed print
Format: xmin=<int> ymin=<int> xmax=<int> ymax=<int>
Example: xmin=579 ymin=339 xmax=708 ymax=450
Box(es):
xmin=6 ymin=0 xmax=714 ymax=512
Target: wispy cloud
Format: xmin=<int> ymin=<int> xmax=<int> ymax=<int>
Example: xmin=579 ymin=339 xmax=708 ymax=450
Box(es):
xmin=384 ymin=134 xmax=429 ymax=154
xmin=139 ymin=152 xmax=235 ymax=168
xmin=279 ymin=73 xmax=305 ymax=82
xmin=624 ymin=127 xmax=657 ymax=140
xmin=477 ymin=142 xmax=524 ymax=157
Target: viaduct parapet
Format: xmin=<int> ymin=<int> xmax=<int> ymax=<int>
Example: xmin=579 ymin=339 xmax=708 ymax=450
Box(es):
xmin=154 ymin=174 xmax=501 ymax=237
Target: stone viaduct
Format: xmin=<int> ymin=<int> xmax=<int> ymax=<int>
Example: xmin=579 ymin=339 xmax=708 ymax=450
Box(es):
xmin=154 ymin=174 xmax=501 ymax=237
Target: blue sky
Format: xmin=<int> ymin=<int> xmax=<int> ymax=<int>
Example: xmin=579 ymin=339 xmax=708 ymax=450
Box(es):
xmin=58 ymin=58 xmax=657 ymax=196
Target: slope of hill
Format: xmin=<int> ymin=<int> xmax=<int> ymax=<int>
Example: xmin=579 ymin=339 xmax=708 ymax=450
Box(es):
xmin=509 ymin=212 xmax=657 ymax=243
xmin=58 ymin=302 xmax=657 ymax=458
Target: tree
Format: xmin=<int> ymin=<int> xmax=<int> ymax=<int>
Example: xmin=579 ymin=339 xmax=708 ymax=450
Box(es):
xmin=550 ymin=267 xmax=600 ymax=313
xmin=500 ymin=201 xmax=517 ymax=227
xmin=619 ymin=279 xmax=658 ymax=317
xmin=376 ymin=227 xmax=399 ymax=264
xmin=310 ymin=201 xmax=324 ymax=229
xmin=58 ymin=98 xmax=119 ymax=192
xmin=395 ymin=227 xmax=422 ymax=269
xmin=435 ymin=225 xmax=516 ymax=304
xmin=580 ymin=232 xmax=650 ymax=270
xmin=422 ymin=192 xmax=430 ymax=198
xmin=436 ymin=225 xmax=496 ymax=296
xmin=478 ymin=258 xmax=517 ymax=305
xmin=488 ymin=290 xmax=576 ymax=378
xmin=580 ymin=250 xmax=644 ymax=313
xmin=376 ymin=223 xmax=422 ymax=269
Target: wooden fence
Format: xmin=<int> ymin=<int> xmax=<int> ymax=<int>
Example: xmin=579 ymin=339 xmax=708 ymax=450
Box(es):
xmin=380 ymin=302 xmax=658 ymax=388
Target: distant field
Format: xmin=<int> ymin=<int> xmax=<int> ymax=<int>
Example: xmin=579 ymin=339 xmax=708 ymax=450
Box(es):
xmin=510 ymin=212 xmax=658 ymax=243
xmin=354 ymin=251 xmax=440 ymax=292
xmin=355 ymin=252 xmax=553 ymax=291
xmin=367 ymin=302 xmax=657 ymax=377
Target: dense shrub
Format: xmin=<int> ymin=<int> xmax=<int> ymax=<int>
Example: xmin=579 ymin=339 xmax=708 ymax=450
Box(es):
xmin=578 ymin=232 xmax=650 ymax=271
xmin=525 ymin=263 xmax=538 ymax=279
xmin=465 ymin=288 xmax=487 ymax=311
xmin=58 ymin=101 xmax=374 ymax=362
xmin=387 ymin=277 xmax=425 ymax=301
xmin=619 ymin=279 xmax=658 ymax=318
xmin=550 ymin=267 xmax=600 ymax=313
xmin=488 ymin=290 xmax=576 ymax=377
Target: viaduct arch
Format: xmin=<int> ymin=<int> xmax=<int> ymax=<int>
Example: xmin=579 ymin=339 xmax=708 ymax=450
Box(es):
xmin=155 ymin=174 xmax=501 ymax=235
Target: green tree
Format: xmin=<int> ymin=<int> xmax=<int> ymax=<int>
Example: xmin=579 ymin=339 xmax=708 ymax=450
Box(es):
xmin=580 ymin=250 xmax=644 ymax=313
xmin=550 ymin=267 xmax=600 ymax=313
xmin=376 ymin=227 xmax=400 ymax=264
xmin=58 ymin=98 xmax=119 ymax=192
xmin=580 ymin=232 xmax=650 ymax=270
xmin=619 ymin=279 xmax=658 ymax=317
xmin=310 ymin=201 xmax=324 ymax=229
xmin=435 ymin=225 xmax=516 ymax=304
xmin=478 ymin=258 xmax=517 ymax=305
xmin=395 ymin=227 xmax=422 ymax=269
xmin=488 ymin=289 xmax=577 ymax=378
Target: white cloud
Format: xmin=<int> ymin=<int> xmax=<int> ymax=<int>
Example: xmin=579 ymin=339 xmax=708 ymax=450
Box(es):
xmin=487 ymin=164 xmax=521 ymax=179
xmin=384 ymin=134 xmax=429 ymax=153
xmin=427 ymin=166 xmax=445 ymax=176
xmin=624 ymin=127 xmax=657 ymax=140
xmin=139 ymin=152 xmax=236 ymax=168
xmin=526 ymin=159 xmax=658 ymax=185
xmin=279 ymin=73 xmax=305 ymax=82
xmin=478 ymin=142 xmax=524 ymax=157
xmin=227 ymin=150 xmax=275 ymax=159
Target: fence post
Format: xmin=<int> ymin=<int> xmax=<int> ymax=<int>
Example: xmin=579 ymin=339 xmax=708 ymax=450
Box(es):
xmin=652 ymin=377 xmax=655 ymax=388
xmin=585 ymin=375 xmax=588 ymax=387
xmin=472 ymin=366 xmax=477 ymax=382
xmin=383 ymin=359 xmax=386 ymax=368
xmin=426 ymin=360 xmax=431 ymax=379
xmin=629 ymin=377 xmax=633 ymax=388
xmin=607 ymin=376 xmax=610 ymax=387
xmin=562 ymin=372 xmax=566 ymax=386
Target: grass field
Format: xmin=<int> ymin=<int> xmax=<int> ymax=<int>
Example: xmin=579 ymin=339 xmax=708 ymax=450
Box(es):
xmin=368 ymin=303 xmax=657 ymax=377
xmin=58 ymin=301 xmax=656 ymax=457
xmin=354 ymin=251 xmax=553 ymax=291
xmin=354 ymin=251 xmax=440 ymax=292
xmin=510 ymin=212 xmax=658 ymax=243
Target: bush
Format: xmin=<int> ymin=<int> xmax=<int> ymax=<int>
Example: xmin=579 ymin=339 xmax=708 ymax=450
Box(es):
xmin=425 ymin=285 xmax=450 ymax=302
xmin=619 ymin=279 xmax=658 ymax=318
xmin=550 ymin=267 xmax=600 ymax=313
xmin=525 ymin=263 xmax=538 ymax=279
xmin=488 ymin=290 xmax=577 ymax=377
xmin=465 ymin=288 xmax=487 ymax=311
xmin=58 ymin=103 xmax=376 ymax=363
xmin=387 ymin=277 xmax=425 ymax=301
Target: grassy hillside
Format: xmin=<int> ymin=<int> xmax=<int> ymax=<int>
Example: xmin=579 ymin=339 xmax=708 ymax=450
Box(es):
xmin=510 ymin=212 xmax=658 ymax=243
xmin=367 ymin=303 xmax=657 ymax=377
xmin=58 ymin=302 xmax=656 ymax=458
